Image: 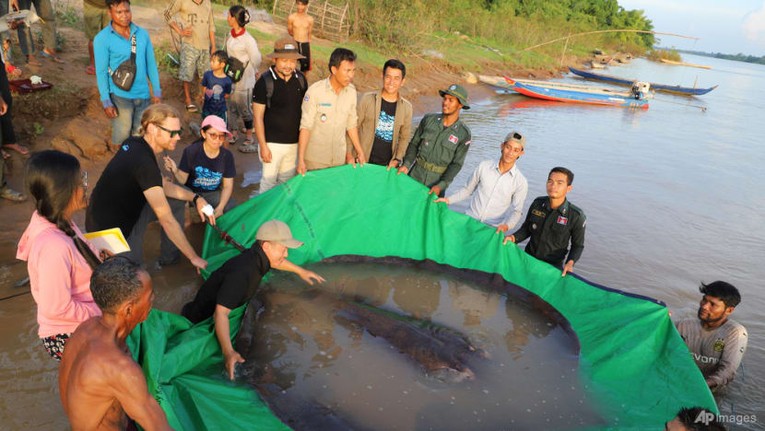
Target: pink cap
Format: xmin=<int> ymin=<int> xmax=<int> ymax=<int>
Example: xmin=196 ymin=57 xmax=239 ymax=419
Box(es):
xmin=200 ymin=115 xmax=233 ymax=137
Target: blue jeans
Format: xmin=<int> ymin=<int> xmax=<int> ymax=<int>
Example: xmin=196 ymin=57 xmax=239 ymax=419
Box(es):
xmin=111 ymin=95 xmax=150 ymax=146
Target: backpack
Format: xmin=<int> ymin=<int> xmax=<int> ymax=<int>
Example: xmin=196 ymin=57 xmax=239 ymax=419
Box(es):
xmin=224 ymin=56 xmax=249 ymax=83
xmin=263 ymin=69 xmax=307 ymax=108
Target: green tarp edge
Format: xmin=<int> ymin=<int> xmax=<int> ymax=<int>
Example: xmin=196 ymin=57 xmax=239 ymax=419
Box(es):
xmin=130 ymin=164 xmax=716 ymax=430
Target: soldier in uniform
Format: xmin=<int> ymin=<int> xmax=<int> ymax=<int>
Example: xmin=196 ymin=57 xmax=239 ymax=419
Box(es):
xmin=504 ymin=166 xmax=585 ymax=276
xmin=398 ymin=84 xmax=472 ymax=196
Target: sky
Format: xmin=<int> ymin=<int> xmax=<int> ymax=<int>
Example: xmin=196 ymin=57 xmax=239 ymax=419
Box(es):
xmin=619 ymin=0 xmax=765 ymax=56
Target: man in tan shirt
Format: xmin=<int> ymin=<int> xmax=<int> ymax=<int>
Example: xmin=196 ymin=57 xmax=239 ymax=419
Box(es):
xmin=297 ymin=48 xmax=365 ymax=173
xmin=353 ymin=59 xmax=412 ymax=168
xmin=164 ymin=0 xmax=216 ymax=111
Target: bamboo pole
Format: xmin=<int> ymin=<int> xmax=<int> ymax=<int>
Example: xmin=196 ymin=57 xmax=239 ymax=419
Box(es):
xmin=523 ymin=29 xmax=699 ymax=51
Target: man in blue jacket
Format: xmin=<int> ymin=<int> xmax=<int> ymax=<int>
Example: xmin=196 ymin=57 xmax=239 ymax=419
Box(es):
xmin=94 ymin=0 xmax=162 ymax=147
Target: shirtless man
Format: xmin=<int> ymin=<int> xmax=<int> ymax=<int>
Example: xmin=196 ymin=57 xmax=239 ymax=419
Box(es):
xmin=59 ymin=257 xmax=173 ymax=431
xmin=287 ymin=0 xmax=313 ymax=73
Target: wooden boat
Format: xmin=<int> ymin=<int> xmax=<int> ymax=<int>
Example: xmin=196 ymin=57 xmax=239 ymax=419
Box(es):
xmin=501 ymin=76 xmax=650 ymax=109
xmin=659 ymin=58 xmax=712 ymax=70
xmin=569 ymin=67 xmax=718 ymax=96
xmin=478 ymin=74 xmax=541 ymax=94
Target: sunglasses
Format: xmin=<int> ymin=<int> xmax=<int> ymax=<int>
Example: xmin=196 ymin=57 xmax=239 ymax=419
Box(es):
xmin=156 ymin=124 xmax=183 ymax=138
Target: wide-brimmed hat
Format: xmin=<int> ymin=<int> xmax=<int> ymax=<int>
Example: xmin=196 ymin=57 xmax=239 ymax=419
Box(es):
xmin=200 ymin=115 xmax=233 ymax=137
xmin=256 ymin=220 xmax=304 ymax=248
xmin=438 ymin=84 xmax=470 ymax=109
xmin=266 ymin=37 xmax=306 ymax=60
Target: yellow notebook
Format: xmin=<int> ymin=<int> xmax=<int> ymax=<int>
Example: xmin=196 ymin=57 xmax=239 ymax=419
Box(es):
xmin=83 ymin=228 xmax=130 ymax=255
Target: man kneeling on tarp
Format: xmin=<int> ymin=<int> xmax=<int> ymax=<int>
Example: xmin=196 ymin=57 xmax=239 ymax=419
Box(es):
xmin=182 ymin=220 xmax=324 ymax=380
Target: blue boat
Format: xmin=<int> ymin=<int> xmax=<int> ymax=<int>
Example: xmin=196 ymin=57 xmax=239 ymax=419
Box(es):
xmin=503 ymin=76 xmax=651 ymax=109
xmin=569 ymin=67 xmax=717 ymax=96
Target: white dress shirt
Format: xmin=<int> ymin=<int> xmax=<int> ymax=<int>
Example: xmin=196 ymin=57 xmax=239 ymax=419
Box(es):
xmin=446 ymin=159 xmax=528 ymax=229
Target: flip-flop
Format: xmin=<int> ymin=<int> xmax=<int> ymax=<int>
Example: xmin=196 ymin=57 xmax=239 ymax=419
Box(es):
xmin=186 ymin=104 xmax=199 ymax=113
xmin=40 ymin=50 xmax=64 ymax=64
xmin=85 ymin=65 xmax=96 ymax=75
xmin=3 ymin=143 xmax=29 ymax=156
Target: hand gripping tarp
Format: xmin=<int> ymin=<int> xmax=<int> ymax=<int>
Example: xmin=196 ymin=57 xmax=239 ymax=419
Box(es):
xmin=128 ymin=164 xmax=716 ymax=430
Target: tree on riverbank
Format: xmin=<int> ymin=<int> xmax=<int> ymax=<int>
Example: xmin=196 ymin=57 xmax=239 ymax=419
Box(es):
xmin=346 ymin=0 xmax=654 ymax=60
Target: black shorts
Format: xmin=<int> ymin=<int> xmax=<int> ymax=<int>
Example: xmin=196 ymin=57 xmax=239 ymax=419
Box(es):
xmin=298 ymin=42 xmax=311 ymax=72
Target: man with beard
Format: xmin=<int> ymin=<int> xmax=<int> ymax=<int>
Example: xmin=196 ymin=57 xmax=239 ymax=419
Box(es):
xmin=676 ymin=281 xmax=747 ymax=391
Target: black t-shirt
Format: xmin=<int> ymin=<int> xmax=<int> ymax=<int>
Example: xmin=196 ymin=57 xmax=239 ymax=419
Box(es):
xmin=181 ymin=243 xmax=271 ymax=324
xmin=86 ymin=136 xmax=162 ymax=236
xmin=179 ymin=140 xmax=236 ymax=193
xmin=252 ymin=68 xmax=306 ymax=144
xmin=369 ymin=98 xmax=397 ymax=165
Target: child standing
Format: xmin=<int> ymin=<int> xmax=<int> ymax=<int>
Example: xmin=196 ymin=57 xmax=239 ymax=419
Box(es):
xmin=288 ymin=0 xmax=314 ymax=73
xmin=200 ymin=50 xmax=233 ymax=124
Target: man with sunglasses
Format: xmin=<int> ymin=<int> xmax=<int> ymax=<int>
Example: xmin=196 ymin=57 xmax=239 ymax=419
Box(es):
xmin=435 ymin=131 xmax=527 ymax=233
xmin=87 ymin=104 xmax=214 ymax=271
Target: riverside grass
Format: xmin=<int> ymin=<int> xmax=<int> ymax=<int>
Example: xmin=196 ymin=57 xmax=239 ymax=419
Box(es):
xmin=136 ymin=0 xmax=653 ymax=78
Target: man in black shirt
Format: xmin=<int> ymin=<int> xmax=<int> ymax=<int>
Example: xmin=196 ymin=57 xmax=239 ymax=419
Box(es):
xmin=181 ymin=219 xmax=324 ymax=380
xmin=250 ymin=37 xmax=307 ymax=193
xmin=504 ymin=167 xmax=586 ymax=276
xmin=86 ymin=104 xmax=215 ymax=270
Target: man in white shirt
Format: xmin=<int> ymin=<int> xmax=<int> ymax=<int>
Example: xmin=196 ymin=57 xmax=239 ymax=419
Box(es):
xmin=435 ymin=131 xmax=528 ymax=233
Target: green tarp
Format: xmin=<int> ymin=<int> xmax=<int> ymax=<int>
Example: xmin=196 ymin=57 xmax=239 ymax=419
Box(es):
xmin=128 ymin=164 xmax=716 ymax=430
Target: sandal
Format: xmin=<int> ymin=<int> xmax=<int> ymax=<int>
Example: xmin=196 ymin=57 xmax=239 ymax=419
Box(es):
xmin=3 ymin=143 xmax=29 ymax=156
xmin=40 ymin=49 xmax=64 ymax=64
xmin=0 ymin=187 xmax=27 ymax=202
xmin=185 ymin=104 xmax=199 ymax=113
xmin=238 ymin=143 xmax=258 ymax=153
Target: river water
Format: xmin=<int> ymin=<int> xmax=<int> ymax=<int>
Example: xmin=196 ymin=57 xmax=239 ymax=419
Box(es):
xmin=0 ymin=54 xmax=762 ymax=429
xmin=451 ymin=54 xmax=764 ymax=428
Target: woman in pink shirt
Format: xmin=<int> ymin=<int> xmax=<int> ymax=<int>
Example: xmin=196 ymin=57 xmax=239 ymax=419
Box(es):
xmin=17 ymin=150 xmax=102 ymax=361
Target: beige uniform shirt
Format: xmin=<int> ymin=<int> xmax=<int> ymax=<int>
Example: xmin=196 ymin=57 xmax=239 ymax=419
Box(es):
xmin=300 ymin=78 xmax=358 ymax=170
xmin=163 ymin=0 xmax=215 ymax=51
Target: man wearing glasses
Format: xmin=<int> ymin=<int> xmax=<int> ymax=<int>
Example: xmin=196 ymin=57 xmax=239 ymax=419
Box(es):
xmin=87 ymin=104 xmax=214 ymax=271
xmin=435 ymin=131 xmax=527 ymax=234
xmin=94 ymin=0 xmax=162 ymax=148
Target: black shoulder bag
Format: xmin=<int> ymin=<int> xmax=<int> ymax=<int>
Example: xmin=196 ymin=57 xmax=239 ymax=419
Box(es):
xmin=111 ymin=34 xmax=137 ymax=91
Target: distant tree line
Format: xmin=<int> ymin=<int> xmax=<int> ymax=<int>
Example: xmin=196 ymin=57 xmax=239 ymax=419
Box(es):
xmin=679 ymin=50 xmax=765 ymax=65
